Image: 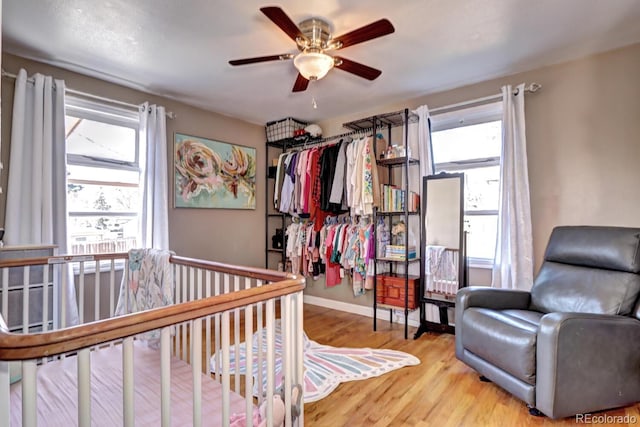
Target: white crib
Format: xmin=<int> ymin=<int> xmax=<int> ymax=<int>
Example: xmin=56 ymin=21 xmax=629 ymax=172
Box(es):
xmin=0 ymin=252 xmax=305 ymax=427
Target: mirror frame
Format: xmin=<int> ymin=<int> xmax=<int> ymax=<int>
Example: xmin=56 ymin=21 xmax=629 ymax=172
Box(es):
xmin=420 ymin=172 xmax=466 ymax=295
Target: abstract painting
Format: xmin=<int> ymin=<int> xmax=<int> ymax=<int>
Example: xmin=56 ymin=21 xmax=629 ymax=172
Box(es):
xmin=174 ymin=133 xmax=256 ymax=209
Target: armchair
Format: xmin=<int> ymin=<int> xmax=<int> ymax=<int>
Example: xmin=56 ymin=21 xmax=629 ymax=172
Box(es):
xmin=455 ymin=226 xmax=640 ymax=419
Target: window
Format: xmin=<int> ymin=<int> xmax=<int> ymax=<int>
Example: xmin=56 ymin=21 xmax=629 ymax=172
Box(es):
xmin=65 ymin=97 xmax=141 ymax=255
xmin=430 ymin=102 xmax=502 ymax=265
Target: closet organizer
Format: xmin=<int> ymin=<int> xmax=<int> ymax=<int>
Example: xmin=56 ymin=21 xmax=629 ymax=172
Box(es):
xmin=265 ymin=109 xmax=421 ymax=338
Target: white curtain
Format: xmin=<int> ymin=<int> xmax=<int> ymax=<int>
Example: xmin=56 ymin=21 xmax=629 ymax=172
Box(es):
xmin=4 ymin=68 xmax=79 ymax=325
xmin=414 ymin=105 xmax=434 ymax=178
xmin=407 ymin=105 xmax=434 ymax=276
xmin=492 ymin=84 xmax=534 ymax=290
xmin=139 ymin=102 xmax=169 ymax=250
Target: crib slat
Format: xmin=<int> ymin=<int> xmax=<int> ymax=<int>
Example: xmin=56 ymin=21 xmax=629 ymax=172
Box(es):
xmin=78 ymin=262 xmax=85 ymax=324
xmin=233 ymin=275 xmax=240 ymax=393
xmin=61 ymin=264 xmax=67 ymax=329
xmin=213 ymin=273 xmax=221 ymax=382
xmin=244 ymin=290 xmax=254 ymax=423
xmin=1 ymin=360 xmax=10 ymax=427
xmin=22 ymin=266 xmax=29 ymax=334
xmin=205 ymin=271 xmax=212 ymax=373
xmin=161 ymin=327 xmax=171 ymax=427
xmin=265 ymin=298 xmax=276 ymax=426
xmin=192 ymin=318 xmax=202 ymax=427
xmin=94 ymin=261 xmax=101 ymax=322
xmin=256 ymin=280 xmax=265 ymax=401
xmin=295 ymin=290 xmax=305 ymax=427
xmin=2 ymin=269 xmax=9 ymax=329
xmin=174 ymin=265 xmax=181 ymax=357
xmin=189 ymin=267 xmax=195 ymax=303
xmin=221 ymin=310 xmax=231 ymax=426
xmin=256 ymin=295 xmax=264 ymax=400
xmin=42 ymin=265 xmax=49 ymax=334
xmin=123 ymin=337 xmax=134 ymax=427
xmin=282 ymin=293 xmax=292 ymax=425
xmin=181 ymin=266 xmax=188 ymax=360
xmin=22 ymin=359 xmax=37 ymax=427
xmin=109 ymin=259 xmax=116 ymax=318
xmin=122 ymin=263 xmax=129 ymax=320
xmin=78 ymin=348 xmax=91 ymax=426
xmin=196 ymin=268 xmax=202 ymax=305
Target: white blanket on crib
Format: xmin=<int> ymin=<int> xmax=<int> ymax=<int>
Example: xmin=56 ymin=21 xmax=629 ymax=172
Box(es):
xmin=115 ymin=248 xmax=174 ymax=315
xmin=115 ymin=248 xmax=174 ymax=344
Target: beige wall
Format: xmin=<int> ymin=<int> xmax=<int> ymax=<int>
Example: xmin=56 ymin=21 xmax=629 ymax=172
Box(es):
xmin=1 ymin=53 xmax=266 ymax=267
xmin=2 ymin=42 xmax=640 ymax=308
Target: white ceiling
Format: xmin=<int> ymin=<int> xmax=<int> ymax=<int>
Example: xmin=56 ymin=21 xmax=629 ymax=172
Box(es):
xmin=3 ymin=0 xmax=640 ymax=125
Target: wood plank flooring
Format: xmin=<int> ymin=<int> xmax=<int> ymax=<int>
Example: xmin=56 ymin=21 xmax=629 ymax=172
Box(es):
xmin=302 ymin=304 xmax=640 ymax=427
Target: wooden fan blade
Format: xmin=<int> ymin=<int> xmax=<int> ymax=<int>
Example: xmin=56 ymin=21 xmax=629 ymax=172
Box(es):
xmin=334 ymin=56 xmax=382 ymax=80
xmin=229 ymin=54 xmax=292 ymax=66
xmin=292 ymin=73 xmax=309 ymax=92
xmin=332 ymin=19 xmax=395 ymax=49
xmin=260 ymin=6 xmax=306 ymax=42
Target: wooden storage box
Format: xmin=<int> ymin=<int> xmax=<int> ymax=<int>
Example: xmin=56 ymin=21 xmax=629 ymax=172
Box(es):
xmin=376 ymin=275 xmax=420 ymax=309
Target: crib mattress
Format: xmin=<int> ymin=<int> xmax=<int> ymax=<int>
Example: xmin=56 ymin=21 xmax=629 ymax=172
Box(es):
xmin=10 ymin=342 xmax=249 ymax=426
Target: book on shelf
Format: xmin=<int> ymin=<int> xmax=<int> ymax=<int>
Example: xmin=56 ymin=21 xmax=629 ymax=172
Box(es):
xmin=384 ymin=245 xmax=417 ymax=260
xmin=380 ymin=184 xmax=420 ymax=212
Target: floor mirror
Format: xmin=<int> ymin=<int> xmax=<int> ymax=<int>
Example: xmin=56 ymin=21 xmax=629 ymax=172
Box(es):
xmin=415 ymin=172 xmax=466 ymax=338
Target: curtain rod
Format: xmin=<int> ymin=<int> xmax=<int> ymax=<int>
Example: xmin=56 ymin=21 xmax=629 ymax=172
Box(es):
xmin=1 ymin=69 xmax=176 ymax=119
xmin=429 ymin=82 xmax=542 ymax=114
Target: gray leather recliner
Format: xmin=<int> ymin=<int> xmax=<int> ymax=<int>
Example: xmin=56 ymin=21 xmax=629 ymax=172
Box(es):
xmin=455 ymin=226 xmax=640 ymax=419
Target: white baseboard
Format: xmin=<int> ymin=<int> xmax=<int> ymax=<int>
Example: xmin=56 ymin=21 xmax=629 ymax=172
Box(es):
xmin=303 ymin=295 xmax=420 ymax=327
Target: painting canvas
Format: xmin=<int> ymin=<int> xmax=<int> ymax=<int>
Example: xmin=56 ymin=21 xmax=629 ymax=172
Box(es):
xmin=174 ymin=133 xmax=256 ymax=209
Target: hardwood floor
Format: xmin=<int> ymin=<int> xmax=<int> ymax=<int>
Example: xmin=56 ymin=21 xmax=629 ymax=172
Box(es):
xmin=302 ymin=304 xmax=640 ymax=427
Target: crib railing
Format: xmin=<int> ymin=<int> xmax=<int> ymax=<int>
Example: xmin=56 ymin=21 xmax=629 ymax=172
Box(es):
xmin=0 ymin=253 xmax=306 ymax=427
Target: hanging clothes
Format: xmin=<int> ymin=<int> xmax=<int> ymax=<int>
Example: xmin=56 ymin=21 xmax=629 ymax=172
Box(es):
xmin=279 ymin=152 xmax=295 ymax=213
xmin=273 ymin=152 xmax=289 ymax=209
xmin=319 ymin=143 xmax=340 ymax=212
xmin=272 ymin=136 xmax=383 ymax=294
xmin=329 ymin=140 xmax=348 ymax=206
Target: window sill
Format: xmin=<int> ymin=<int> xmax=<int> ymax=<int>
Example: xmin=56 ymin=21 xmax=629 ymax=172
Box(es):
xmin=468 ymin=259 xmax=494 ymax=270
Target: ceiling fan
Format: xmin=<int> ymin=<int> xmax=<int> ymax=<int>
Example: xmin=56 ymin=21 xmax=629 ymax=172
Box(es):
xmin=229 ymin=7 xmax=394 ymax=92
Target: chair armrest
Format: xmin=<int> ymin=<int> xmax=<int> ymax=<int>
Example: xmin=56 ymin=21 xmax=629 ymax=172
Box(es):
xmin=455 ymin=287 xmax=531 ymax=358
xmin=536 ymin=312 xmax=640 ymax=419
xmin=455 ymin=287 xmax=531 ymax=311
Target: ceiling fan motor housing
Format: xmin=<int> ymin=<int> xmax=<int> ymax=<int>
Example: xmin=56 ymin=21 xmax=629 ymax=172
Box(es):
xmin=296 ymin=18 xmax=337 ymax=51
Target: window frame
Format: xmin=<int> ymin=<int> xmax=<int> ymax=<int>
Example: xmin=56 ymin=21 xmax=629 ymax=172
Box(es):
xmin=430 ymin=101 xmax=503 ymax=267
xmin=66 ymin=96 xmax=141 ymax=170
xmin=65 ymin=96 xmax=142 ymax=268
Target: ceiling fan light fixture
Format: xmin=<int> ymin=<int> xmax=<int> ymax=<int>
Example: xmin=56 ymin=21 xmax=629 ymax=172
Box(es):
xmin=293 ymin=51 xmax=334 ymax=81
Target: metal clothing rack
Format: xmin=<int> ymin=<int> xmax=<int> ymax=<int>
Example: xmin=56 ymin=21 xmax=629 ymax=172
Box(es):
xmin=265 ymin=108 xmax=421 ymax=325
xmin=367 ymin=108 xmax=421 ymax=339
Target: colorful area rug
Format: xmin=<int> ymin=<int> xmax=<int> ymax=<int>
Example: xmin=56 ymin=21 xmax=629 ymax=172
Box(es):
xmin=210 ymin=322 xmax=420 ymax=402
